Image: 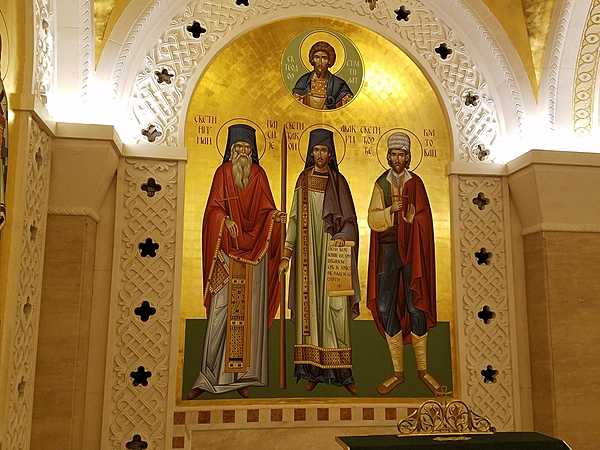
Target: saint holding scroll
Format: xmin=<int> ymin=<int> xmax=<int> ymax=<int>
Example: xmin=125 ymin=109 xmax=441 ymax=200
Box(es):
xmin=279 ymin=128 xmax=360 ymax=394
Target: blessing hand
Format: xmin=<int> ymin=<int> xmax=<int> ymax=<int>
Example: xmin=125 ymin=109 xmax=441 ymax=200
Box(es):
xmin=225 ymin=217 xmax=238 ymax=239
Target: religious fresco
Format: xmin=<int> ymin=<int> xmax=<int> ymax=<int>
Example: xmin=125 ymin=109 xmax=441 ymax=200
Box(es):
xmin=282 ymin=29 xmax=363 ymax=110
xmin=181 ymin=17 xmax=454 ymax=400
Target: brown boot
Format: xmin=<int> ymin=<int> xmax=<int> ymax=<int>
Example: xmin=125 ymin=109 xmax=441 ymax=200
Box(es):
xmin=186 ymin=387 xmax=205 ymax=400
xmin=237 ymin=387 xmax=250 ymax=398
xmin=306 ymin=381 xmax=318 ymax=392
xmin=377 ymin=332 xmax=405 ymax=395
xmin=344 ymin=383 xmax=358 ymax=395
xmin=412 ymin=332 xmax=449 ymax=396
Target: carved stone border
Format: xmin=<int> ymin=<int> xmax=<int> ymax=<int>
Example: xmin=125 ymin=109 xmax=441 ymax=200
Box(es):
xmin=101 ymin=157 xmax=184 ymax=449
xmin=573 ymin=0 xmax=600 ymax=135
xmin=450 ymin=174 xmax=519 ymax=431
xmin=170 ymin=403 xmax=416 ymax=449
xmin=116 ymin=0 xmax=532 ymax=162
xmin=1 ymin=115 xmax=52 ymax=450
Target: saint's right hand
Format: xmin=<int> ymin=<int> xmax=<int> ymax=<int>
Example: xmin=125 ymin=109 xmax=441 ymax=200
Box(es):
xmin=225 ymin=218 xmax=238 ymax=239
xmin=391 ymin=200 xmax=403 ymax=213
xmin=278 ymin=258 xmax=290 ymax=276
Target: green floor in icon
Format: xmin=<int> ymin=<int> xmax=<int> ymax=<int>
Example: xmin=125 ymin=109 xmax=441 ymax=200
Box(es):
xmin=182 ymin=319 xmax=452 ymax=399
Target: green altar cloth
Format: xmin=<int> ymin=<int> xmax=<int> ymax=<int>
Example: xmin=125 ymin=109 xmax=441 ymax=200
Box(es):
xmin=336 ymin=432 xmax=571 ymax=450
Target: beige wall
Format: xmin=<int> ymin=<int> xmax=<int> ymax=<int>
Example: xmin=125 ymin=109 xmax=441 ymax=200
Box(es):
xmin=31 ymin=215 xmax=97 ymax=450
xmin=509 ymin=151 xmax=600 ymax=450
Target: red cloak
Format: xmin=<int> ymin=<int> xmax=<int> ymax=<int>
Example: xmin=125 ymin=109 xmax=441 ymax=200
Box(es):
xmin=202 ymin=162 xmax=281 ymax=326
xmin=366 ymin=173 xmax=437 ymax=344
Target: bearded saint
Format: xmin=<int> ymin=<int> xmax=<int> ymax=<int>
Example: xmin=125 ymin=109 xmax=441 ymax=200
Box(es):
xmin=187 ymin=124 xmax=284 ymax=399
xmin=279 ymin=128 xmax=360 ymax=394
xmin=366 ymin=131 xmax=443 ymax=396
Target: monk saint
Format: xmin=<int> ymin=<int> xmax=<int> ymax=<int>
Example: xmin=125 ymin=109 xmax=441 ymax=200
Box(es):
xmin=187 ymin=124 xmax=284 ymax=399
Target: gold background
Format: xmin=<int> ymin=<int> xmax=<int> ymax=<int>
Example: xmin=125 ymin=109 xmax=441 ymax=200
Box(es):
xmin=182 ymin=17 xmax=452 ymax=322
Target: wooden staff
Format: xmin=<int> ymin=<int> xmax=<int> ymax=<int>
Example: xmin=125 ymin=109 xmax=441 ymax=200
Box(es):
xmin=279 ymin=124 xmax=288 ymax=389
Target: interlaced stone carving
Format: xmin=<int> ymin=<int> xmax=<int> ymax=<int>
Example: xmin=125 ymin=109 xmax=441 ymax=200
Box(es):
xmin=102 ymin=159 xmax=179 ymax=449
xmin=456 ymin=176 xmax=515 ymax=430
xmin=4 ymin=118 xmax=51 ymax=450
xmin=34 ymin=0 xmax=55 ymax=104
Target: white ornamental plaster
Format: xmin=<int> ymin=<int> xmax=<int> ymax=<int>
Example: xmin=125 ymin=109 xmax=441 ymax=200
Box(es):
xmin=573 ymin=0 xmax=600 ymax=135
xmin=101 ymin=158 xmax=183 ymax=450
xmin=97 ymin=0 xmax=530 ymax=162
xmin=1 ymin=116 xmax=52 ymax=450
xmin=548 ymin=0 xmax=595 ymax=134
xmin=451 ymin=175 xmax=519 ymax=431
xmin=33 ymin=0 xmax=56 ymax=105
xmin=538 ymin=0 xmax=575 ymax=130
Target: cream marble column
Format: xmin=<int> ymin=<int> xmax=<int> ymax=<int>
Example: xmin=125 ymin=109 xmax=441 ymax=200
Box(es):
xmin=448 ymin=162 xmax=524 ymax=432
xmin=100 ymin=146 xmax=186 ymax=450
xmin=508 ymin=150 xmax=600 ymax=450
xmin=0 ymin=107 xmax=52 ymax=450
xmin=30 ymin=125 xmax=120 ymax=450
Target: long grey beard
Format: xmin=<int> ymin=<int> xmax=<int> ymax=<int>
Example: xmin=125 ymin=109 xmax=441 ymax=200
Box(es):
xmin=232 ymin=155 xmax=251 ymax=189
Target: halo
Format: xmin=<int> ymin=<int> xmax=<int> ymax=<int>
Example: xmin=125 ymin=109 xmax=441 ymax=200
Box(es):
xmin=375 ymin=128 xmax=424 ymax=171
xmin=216 ymin=118 xmax=267 ymax=160
xmin=297 ymin=124 xmax=347 ymax=165
xmin=300 ymin=30 xmax=346 ymax=75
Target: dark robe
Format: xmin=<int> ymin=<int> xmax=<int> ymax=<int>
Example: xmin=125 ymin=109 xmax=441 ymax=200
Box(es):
xmin=367 ymin=171 xmax=437 ymax=344
xmin=292 ymin=71 xmax=353 ymax=110
xmin=202 ymin=162 xmax=281 ymax=326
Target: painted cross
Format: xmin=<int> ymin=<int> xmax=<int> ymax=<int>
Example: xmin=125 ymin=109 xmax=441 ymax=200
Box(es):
xmin=155 ymin=68 xmax=174 ymax=84
xmin=130 ymin=366 xmax=152 ymax=387
xmin=138 ymin=238 xmax=159 ymax=257
xmin=141 ymin=178 xmax=162 ymax=197
xmin=435 ymin=43 xmax=453 ymax=60
xmin=125 ymin=435 xmax=148 ymax=450
xmin=186 ymin=21 xmax=207 ymax=38
xmin=472 ymin=192 xmax=490 ymax=210
xmin=481 ymin=365 xmax=498 ymax=383
xmin=141 ymin=124 xmax=162 ymax=143
xmin=394 ymin=5 xmax=411 ymax=21
xmin=134 ymin=301 xmax=157 ymax=322
xmin=477 ymin=305 xmax=496 ymax=324
xmin=475 ymin=247 xmax=492 ymax=265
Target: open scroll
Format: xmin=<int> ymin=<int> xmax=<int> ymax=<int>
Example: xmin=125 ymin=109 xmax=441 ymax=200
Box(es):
xmin=327 ymin=241 xmax=356 ymax=297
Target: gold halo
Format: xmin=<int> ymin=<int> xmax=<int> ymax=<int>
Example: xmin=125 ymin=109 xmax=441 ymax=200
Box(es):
xmin=216 ymin=118 xmax=267 ymax=160
xmin=375 ymin=128 xmax=424 ymax=171
xmin=300 ymin=30 xmax=346 ymax=75
xmin=297 ymin=124 xmax=347 ymax=164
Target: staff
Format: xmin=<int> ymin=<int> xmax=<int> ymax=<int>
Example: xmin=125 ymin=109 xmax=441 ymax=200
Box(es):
xmin=279 ymin=124 xmax=288 ymax=388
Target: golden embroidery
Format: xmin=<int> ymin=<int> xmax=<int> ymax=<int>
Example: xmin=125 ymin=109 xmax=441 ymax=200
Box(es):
xmin=207 ymin=250 xmax=229 ymax=295
xmin=294 ymin=344 xmax=352 ymax=369
xmin=300 ymin=175 xmax=311 ymax=336
xmin=224 ymin=260 xmax=252 ymax=373
xmin=308 ymin=173 xmax=328 ymax=192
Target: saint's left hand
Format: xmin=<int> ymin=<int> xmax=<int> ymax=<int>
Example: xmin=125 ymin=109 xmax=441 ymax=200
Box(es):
xmin=274 ymin=211 xmax=287 ymax=223
xmin=331 ymin=239 xmax=346 ymax=247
